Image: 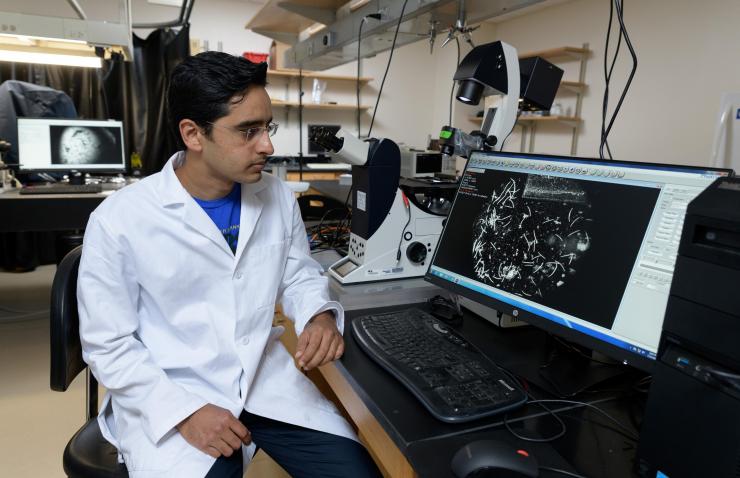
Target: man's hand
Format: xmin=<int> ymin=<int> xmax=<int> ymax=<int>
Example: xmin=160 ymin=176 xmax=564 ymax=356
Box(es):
xmin=295 ymin=311 xmax=344 ymax=371
xmin=176 ymin=404 xmax=251 ymax=458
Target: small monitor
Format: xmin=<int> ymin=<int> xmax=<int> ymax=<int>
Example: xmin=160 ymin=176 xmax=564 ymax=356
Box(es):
xmin=426 ymin=151 xmax=732 ymax=372
xmin=308 ymin=124 xmax=341 ymax=157
xmin=17 ymin=118 xmax=126 ymax=173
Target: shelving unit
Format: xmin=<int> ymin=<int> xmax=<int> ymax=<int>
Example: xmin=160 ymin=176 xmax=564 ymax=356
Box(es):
xmin=468 ymin=115 xmax=582 ymax=128
xmin=272 ymin=99 xmax=371 ymax=110
xmin=269 ymin=70 xmax=372 ymax=111
xmin=268 ymin=69 xmax=372 ymax=83
xmin=266 ymin=68 xmax=373 ymax=165
xmin=245 ymin=0 xmax=346 ymax=45
xmin=468 ymin=44 xmax=590 ymax=155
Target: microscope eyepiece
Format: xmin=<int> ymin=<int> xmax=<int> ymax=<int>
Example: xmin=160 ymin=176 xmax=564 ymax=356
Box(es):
xmin=309 ymin=127 xmax=344 ymax=153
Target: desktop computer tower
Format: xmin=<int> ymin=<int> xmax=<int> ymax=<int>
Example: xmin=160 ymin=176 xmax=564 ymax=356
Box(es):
xmin=638 ymin=177 xmax=740 ymax=478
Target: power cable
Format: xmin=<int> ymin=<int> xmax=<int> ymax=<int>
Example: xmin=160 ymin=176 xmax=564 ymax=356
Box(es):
xmin=504 ymin=395 xmax=568 ymax=442
xmin=600 ymin=0 xmax=620 ymax=159
xmin=357 ymin=13 xmax=382 ymax=136
xmin=600 ymin=0 xmax=638 ymax=159
xmin=500 ymin=108 xmax=523 ymax=151
xmin=539 ymin=466 xmax=588 ymax=478
xmin=367 ymin=0 xmax=410 ymax=138
xmin=448 ymin=37 xmax=461 ymax=127
xmin=357 ymin=17 xmax=368 ymax=136
xmin=530 ymin=398 xmax=639 ymax=441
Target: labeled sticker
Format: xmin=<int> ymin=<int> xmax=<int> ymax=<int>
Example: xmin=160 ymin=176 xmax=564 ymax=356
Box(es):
xmin=366 ymin=267 xmax=403 ymax=276
xmin=356 ymin=190 xmax=367 ymax=211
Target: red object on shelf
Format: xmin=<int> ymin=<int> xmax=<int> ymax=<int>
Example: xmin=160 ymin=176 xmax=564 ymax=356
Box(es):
xmin=243 ymin=52 xmax=268 ymax=63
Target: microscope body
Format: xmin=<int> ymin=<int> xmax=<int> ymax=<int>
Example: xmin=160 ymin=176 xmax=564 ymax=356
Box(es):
xmin=326 ymin=136 xmax=445 ymax=284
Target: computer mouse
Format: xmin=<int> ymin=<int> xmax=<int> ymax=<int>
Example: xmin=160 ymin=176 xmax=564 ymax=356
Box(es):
xmin=450 ymin=440 xmax=539 ymax=478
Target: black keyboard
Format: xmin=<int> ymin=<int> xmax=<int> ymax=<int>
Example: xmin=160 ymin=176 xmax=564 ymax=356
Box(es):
xmin=352 ymin=308 xmax=527 ymax=423
xmin=19 ymin=184 xmax=103 ymax=195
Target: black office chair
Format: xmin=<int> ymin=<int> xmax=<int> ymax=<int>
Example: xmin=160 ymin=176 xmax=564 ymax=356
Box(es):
xmin=297 ymin=194 xmax=349 ymax=221
xmin=50 ymin=245 xmax=128 ymax=477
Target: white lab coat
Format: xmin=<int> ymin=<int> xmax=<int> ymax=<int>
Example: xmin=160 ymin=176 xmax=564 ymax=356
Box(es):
xmin=77 ymin=152 xmax=356 ymax=477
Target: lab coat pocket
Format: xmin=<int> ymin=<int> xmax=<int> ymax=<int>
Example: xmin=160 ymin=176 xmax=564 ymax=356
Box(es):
xmin=239 ymin=239 xmax=289 ymax=309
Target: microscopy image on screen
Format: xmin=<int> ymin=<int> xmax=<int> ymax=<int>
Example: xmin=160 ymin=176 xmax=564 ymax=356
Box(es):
xmin=50 ymin=125 xmax=121 ymax=166
xmin=434 ymin=168 xmax=660 ymax=330
xmin=471 ymin=175 xmax=592 ymax=298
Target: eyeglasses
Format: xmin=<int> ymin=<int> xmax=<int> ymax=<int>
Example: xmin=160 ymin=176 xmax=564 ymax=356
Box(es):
xmin=206 ymin=121 xmax=279 ymax=142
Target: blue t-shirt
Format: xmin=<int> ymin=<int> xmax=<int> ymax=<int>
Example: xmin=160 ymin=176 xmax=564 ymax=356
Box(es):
xmin=193 ymin=183 xmax=241 ymax=254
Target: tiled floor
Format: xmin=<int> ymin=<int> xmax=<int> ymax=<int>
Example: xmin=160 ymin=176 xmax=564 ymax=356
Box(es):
xmin=0 ymin=265 xmax=289 ymax=477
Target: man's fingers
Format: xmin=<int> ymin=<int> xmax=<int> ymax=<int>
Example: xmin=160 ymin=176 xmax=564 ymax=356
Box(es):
xmin=215 ymin=439 xmax=235 ymax=457
xmin=334 ymin=338 xmax=345 ymax=360
xmin=299 ymin=331 xmax=321 ymax=368
xmin=323 ymin=339 xmax=338 ymax=367
xmin=205 ymin=446 xmax=221 ymax=459
xmin=305 ymin=332 xmax=331 ymax=370
xmin=229 ymin=418 xmax=250 ymax=443
xmin=222 ymin=429 xmax=242 ymax=452
xmin=295 ymin=332 xmax=309 ymax=360
xmin=211 ymin=438 xmax=234 ymax=457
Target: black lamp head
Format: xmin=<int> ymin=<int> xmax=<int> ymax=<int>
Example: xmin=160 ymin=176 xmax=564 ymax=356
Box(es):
xmin=456 ymin=80 xmax=484 ymax=105
xmin=453 ymin=41 xmax=510 ymax=106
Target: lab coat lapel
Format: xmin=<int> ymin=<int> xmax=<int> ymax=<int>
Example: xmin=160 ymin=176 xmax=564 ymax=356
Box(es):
xmin=234 ymin=177 xmax=267 ymax=264
xmin=183 ymin=199 xmax=234 ymax=258
xmin=159 ymin=152 xmax=235 ymax=258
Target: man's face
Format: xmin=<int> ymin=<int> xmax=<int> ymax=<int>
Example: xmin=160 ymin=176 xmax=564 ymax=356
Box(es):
xmin=199 ymin=85 xmax=275 ymax=184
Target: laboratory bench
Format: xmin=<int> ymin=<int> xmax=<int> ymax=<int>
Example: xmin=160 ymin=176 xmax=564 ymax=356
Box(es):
xmin=276 ymin=272 xmax=644 ymax=478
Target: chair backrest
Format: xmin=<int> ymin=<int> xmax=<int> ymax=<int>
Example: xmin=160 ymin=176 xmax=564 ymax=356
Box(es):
xmin=297 ymin=194 xmax=349 ymax=221
xmin=50 ymin=245 xmax=85 ymax=392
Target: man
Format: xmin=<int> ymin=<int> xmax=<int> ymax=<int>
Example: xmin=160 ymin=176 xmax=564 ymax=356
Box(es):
xmin=78 ymin=52 xmax=380 ymax=478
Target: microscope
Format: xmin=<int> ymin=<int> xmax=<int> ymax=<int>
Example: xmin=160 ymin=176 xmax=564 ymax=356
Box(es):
xmin=311 ymin=41 xmax=562 ymax=286
xmin=310 ymin=127 xmax=447 ymax=284
xmin=439 ymin=41 xmax=563 ymax=160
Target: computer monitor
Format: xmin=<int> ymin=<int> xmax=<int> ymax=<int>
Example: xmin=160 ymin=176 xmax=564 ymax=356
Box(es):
xmin=426 ymin=151 xmax=733 ymax=372
xmin=308 ymin=124 xmax=341 ymax=158
xmin=16 ymin=118 xmax=126 ymax=173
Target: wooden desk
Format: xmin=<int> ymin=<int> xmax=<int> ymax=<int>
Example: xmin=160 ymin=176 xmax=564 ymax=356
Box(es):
xmin=274 ymin=311 xmax=416 ymax=477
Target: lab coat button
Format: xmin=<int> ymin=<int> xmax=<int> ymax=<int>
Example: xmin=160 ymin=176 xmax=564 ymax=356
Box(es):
xmin=235 ymin=272 xmax=243 ymax=279
xmin=240 ymin=336 xmax=250 ymax=345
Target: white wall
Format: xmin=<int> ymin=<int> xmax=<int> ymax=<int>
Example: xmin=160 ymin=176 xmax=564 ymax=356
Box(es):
xmin=21 ymin=0 xmax=733 ymax=165
xmin=131 ymin=0 xmax=271 ymax=55
xmin=261 ymin=30 xmax=468 ymax=156
xmin=486 ymin=0 xmax=740 ymax=166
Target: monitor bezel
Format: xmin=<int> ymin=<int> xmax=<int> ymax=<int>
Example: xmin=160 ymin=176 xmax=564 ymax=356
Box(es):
xmin=425 ymin=150 xmax=734 ymax=373
xmin=16 ymin=117 xmax=128 ymax=174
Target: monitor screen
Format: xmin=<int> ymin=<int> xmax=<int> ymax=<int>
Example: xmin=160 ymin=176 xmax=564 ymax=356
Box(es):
xmin=426 ymin=151 xmax=732 ymax=371
xmin=17 ymin=118 xmax=126 ymax=173
xmin=308 ymin=124 xmax=341 ymax=156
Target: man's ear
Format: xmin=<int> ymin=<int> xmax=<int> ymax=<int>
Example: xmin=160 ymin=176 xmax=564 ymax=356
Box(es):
xmin=179 ymin=119 xmax=204 ymax=152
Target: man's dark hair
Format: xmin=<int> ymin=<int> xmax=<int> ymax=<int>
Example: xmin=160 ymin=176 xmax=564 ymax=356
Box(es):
xmin=167 ymin=51 xmax=268 ymax=148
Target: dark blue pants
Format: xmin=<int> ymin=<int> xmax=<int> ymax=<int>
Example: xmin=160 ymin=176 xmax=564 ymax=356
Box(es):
xmin=205 ymin=411 xmax=382 ymax=478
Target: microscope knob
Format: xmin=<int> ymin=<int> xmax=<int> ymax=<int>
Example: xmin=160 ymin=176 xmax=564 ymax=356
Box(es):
xmin=406 ymin=241 xmax=427 ymax=264
xmin=484 ymin=135 xmax=498 ymax=147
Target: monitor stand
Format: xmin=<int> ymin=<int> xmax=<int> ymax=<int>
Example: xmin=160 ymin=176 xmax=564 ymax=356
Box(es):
xmin=535 ymin=338 xmax=632 ymax=398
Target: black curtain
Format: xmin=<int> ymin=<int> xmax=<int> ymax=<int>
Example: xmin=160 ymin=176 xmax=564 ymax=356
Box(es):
xmin=105 ymin=25 xmax=190 ymax=175
xmin=136 ymin=25 xmax=191 ymax=175
xmin=0 ymin=26 xmax=190 ymax=271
